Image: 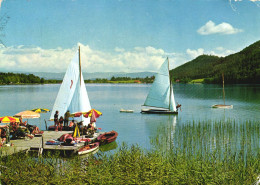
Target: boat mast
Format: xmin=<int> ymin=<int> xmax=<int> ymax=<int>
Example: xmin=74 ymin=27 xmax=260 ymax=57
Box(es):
xmin=222 ymin=73 xmax=225 ymax=105
xmin=168 ymin=57 xmax=172 ymax=110
xmin=79 ymin=46 xmax=82 ymax=85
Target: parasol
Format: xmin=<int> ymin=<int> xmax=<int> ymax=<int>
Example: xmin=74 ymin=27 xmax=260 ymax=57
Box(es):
xmin=0 ymin=116 xmax=19 ymax=123
xmin=70 ymin=111 xmax=87 ymax=118
xmin=31 ymin=108 xmax=50 ymax=130
xmin=14 ymin=110 xmax=40 ymax=119
xmin=84 ymin=109 xmax=102 ymax=118
xmin=31 ymin=108 xmax=50 ymax=113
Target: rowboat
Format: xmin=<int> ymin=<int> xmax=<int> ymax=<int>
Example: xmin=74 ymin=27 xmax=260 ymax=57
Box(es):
xmin=97 ymin=130 xmax=118 ymax=145
xmin=120 ymin=109 xmax=134 ymax=113
xmin=212 ymin=104 xmax=233 ymax=109
xmin=78 ymin=142 xmax=99 ymax=155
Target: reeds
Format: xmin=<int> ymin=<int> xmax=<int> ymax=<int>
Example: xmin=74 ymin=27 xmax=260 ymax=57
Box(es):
xmin=1 ymin=120 xmax=260 ymax=184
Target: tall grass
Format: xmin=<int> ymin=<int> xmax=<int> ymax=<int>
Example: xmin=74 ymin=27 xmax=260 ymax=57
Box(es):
xmin=1 ymin=120 xmax=260 ymax=184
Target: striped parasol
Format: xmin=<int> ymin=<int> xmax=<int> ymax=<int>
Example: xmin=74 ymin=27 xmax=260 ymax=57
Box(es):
xmin=84 ymin=109 xmax=102 ymax=118
xmin=31 ymin=108 xmax=50 ymax=113
xmin=0 ymin=116 xmax=19 ymax=123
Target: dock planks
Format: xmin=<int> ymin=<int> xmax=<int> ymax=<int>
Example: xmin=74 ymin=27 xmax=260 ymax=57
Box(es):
xmin=0 ymin=131 xmax=102 ymax=156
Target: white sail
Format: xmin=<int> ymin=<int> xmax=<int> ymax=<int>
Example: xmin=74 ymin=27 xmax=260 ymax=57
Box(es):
xmin=169 ymin=83 xmax=177 ymax=112
xmin=50 ymin=49 xmax=91 ymax=125
xmin=144 ymin=58 xmax=176 ymax=111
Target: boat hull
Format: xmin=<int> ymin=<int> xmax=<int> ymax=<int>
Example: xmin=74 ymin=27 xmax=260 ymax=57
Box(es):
xmin=141 ymin=109 xmax=178 ymax=114
xmin=212 ymin=104 xmax=233 ymax=109
xmin=97 ymin=130 xmax=118 ymax=145
xmin=120 ymin=109 xmax=134 ymax=113
xmin=78 ymin=142 xmax=99 ymax=155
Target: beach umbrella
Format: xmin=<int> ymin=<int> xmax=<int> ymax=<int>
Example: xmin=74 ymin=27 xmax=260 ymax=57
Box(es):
xmin=84 ymin=109 xmax=102 ymax=118
xmin=0 ymin=116 xmax=19 ymax=123
xmin=31 ymin=108 xmax=50 ymax=130
xmin=14 ymin=110 xmax=40 ymax=119
xmin=69 ymin=111 xmax=87 ymax=118
xmin=31 ymin=108 xmax=50 ymax=113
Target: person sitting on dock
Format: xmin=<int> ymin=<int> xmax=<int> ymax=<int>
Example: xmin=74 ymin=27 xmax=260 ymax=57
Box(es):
xmin=19 ymin=118 xmax=27 ymax=126
xmin=31 ymin=126 xmax=43 ymax=135
xmin=86 ymin=122 xmax=96 ymax=136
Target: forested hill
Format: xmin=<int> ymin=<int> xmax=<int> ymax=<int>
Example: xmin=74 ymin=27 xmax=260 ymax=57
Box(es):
xmin=170 ymin=40 xmax=260 ymax=84
xmin=0 ymin=73 xmax=45 ymax=85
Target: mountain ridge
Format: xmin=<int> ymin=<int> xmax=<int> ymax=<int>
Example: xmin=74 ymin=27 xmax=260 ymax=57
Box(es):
xmin=19 ymin=71 xmax=156 ymax=80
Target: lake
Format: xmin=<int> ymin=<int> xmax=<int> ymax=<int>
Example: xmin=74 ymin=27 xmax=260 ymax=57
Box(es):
xmin=0 ymin=83 xmax=260 ymax=150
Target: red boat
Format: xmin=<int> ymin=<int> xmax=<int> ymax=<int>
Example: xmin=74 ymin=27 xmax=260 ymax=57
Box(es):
xmin=97 ymin=130 xmax=118 ymax=145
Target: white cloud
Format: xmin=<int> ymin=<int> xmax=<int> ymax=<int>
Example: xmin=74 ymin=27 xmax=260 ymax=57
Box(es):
xmin=186 ymin=47 xmax=235 ymax=61
xmin=114 ymin=47 xmax=125 ymax=52
xmin=186 ymin=48 xmax=204 ymax=59
xmin=0 ymin=44 xmax=182 ymax=73
xmin=197 ymin=21 xmax=243 ymax=35
xmin=0 ymin=43 xmax=237 ymax=73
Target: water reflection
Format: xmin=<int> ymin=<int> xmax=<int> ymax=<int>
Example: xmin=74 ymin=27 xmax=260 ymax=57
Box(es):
xmin=99 ymin=141 xmax=118 ymax=152
xmin=152 ymin=119 xmax=260 ymax=159
xmin=147 ymin=115 xmax=177 ymax=152
xmin=1 ymin=83 xmax=260 ymax=152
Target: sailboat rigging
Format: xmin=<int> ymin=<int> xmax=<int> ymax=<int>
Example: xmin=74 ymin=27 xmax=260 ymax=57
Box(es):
xmin=50 ymin=46 xmax=92 ymax=125
xmin=141 ymin=57 xmax=179 ymax=114
xmin=212 ymin=73 xmax=233 ymax=109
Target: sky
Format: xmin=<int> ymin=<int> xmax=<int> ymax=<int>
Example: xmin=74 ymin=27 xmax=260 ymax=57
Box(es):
xmin=0 ymin=0 xmax=260 ymax=73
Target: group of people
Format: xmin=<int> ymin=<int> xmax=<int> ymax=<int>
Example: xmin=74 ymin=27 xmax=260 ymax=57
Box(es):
xmin=54 ymin=110 xmax=71 ymax=131
xmin=54 ymin=110 xmax=97 ymax=136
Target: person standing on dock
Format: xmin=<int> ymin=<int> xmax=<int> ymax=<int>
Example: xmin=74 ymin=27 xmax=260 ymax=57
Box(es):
xmin=59 ymin=116 xmax=64 ymax=131
xmin=54 ymin=110 xmax=59 ymax=131
xmin=6 ymin=126 xmax=10 ymax=144
xmin=64 ymin=110 xmax=70 ymax=127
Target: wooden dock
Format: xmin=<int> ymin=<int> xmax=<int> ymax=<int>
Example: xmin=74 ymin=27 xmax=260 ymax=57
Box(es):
xmin=0 ymin=131 xmax=102 ymax=156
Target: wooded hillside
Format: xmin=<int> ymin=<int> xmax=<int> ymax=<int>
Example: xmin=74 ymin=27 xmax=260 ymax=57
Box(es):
xmin=170 ymin=40 xmax=260 ymax=84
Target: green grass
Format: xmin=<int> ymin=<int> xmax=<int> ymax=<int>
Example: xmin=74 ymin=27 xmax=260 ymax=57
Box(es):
xmin=189 ymin=78 xmax=205 ymax=83
xmin=108 ymin=80 xmax=138 ymax=83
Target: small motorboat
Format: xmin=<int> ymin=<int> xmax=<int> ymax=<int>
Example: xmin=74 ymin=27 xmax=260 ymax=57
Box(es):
xmin=78 ymin=142 xmax=99 ymax=155
xmin=120 ymin=109 xmax=134 ymax=113
xmin=97 ymin=130 xmax=118 ymax=145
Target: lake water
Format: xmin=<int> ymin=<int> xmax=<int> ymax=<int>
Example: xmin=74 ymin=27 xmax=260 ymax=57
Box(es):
xmin=0 ymin=83 xmax=260 ymax=150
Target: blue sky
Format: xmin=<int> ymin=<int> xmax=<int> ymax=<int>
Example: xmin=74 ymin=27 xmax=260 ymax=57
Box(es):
xmin=0 ymin=0 xmax=260 ymax=73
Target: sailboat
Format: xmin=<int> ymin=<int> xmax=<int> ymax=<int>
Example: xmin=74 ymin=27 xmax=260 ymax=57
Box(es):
xmin=141 ymin=57 xmax=178 ymax=114
xmin=212 ymin=73 xmax=233 ymax=109
xmin=50 ymin=46 xmax=91 ymax=126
